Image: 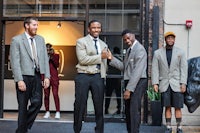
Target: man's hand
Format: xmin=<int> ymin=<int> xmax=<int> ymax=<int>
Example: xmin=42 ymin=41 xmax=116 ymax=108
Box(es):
xmin=124 ymin=90 xmax=131 ymax=100
xmin=153 ymin=84 xmax=159 ymax=92
xmin=101 ymin=48 xmax=108 ymax=59
xmin=107 ymin=49 xmax=113 ymax=60
xmin=18 ymin=80 xmax=26 ymax=91
xmin=43 ymin=78 xmax=50 ymax=89
xmin=180 ymin=84 xmax=186 ymax=93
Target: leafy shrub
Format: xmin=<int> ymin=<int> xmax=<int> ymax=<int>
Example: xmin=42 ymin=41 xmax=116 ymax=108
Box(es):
xmin=147 ymin=86 xmax=161 ymax=101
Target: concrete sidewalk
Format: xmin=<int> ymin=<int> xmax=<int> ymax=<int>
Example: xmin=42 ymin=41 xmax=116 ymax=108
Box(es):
xmin=163 ymin=105 xmax=200 ymax=126
xmin=2 ymin=105 xmax=200 ymax=133
xmin=161 ymin=105 xmax=200 ymax=133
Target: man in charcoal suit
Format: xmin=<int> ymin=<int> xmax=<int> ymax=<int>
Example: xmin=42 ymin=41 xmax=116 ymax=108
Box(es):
xmin=107 ymin=29 xmax=147 ymax=133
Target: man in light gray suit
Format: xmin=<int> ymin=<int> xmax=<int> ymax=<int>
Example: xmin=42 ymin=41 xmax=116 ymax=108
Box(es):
xmin=10 ymin=16 xmax=50 ymax=133
xmin=151 ymin=32 xmax=187 ymax=133
xmin=74 ymin=20 xmax=108 ymax=133
xmin=108 ymin=29 xmax=147 ymax=133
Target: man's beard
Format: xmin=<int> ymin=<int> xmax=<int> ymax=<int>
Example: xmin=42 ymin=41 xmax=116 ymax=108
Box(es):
xmin=166 ymin=44 xmax=174 ymax=49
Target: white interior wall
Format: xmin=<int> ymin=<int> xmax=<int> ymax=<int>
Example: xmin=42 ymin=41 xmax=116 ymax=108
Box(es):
xmin=164 ymin=0 xmax=200 ymax=59
xmin=4 ymin=80 xmax=75 ymax=111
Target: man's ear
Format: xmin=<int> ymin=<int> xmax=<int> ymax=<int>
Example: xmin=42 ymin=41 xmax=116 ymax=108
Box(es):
xmin=87 ymin=27 xmax=90 ymax=33
xmin=25 ymin=23 xmax=29 ymax=29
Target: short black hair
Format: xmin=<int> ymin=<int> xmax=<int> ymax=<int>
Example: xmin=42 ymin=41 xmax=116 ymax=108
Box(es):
xmin=23 ymin=16 xmax=38 ymax=28
xmin=113 ymin=47 xmax=120 ymax=54
xmin=88 ymin=20 xmax=101 ymax=27
xmin=46 ymin=43 xmax=52 ymax=48
xmin=121 ymin=29 xmax=134 ymax=36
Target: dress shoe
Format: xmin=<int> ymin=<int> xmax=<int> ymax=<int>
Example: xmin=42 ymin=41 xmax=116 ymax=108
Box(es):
xmin=177 ymin=128 xmax=183 ymax=133
xmin=165 ymin=128 xmax=172 ymax=133
xmin=55 ymin=112 xmax=60 ymax=119
xmin=43 ymin=111 xmax=50 ymax=119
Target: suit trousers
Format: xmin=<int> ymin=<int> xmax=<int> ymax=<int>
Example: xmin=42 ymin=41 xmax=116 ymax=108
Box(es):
xmin=74 ymin=73 xmax=105 ymax=133
xmin=44 ymin=80 xmax=60 ymax=112
xmin=15 ymin=72 xmax=43 ymax=133
xmin=124 ymin=78 xmax=147 ymax=133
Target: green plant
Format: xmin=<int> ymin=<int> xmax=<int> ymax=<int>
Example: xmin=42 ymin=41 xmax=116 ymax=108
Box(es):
xmin=147 ymin=86 xmax=161 ymax=101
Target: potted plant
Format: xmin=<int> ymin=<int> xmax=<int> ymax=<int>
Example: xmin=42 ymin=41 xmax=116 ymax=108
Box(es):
xmin=147 ymin=86 xmax=163 ymax=126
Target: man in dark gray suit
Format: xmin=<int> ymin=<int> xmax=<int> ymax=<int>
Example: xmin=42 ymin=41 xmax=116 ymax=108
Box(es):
xmin=74 ymin=20 xmax=108 ymax=133
xmin=10 ymin=16 xmax=50 ymax=133
xmin=108 ymin=29 xmax=147 ymax=133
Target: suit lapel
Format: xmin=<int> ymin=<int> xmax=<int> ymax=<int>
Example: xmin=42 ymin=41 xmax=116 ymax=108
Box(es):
xmin=86 ymin=35 xmax=96 ymax=53
xmin=124 ymin=43 xmax=137 ymax=69
xmin=161 ymin=47 xmax=169 ymax=68
xmin=22 ymin=33 xmax=33 ymax=60
xmin=34 ymin=36 xmax=40 ymax=60
xmin=170 ymin=47 xmax=177 ymax=69
xmin=99 ymin=39 xmax=107 ymax=51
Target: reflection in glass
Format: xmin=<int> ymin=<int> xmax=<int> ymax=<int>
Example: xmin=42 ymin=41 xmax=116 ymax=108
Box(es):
xmin=89 ymin=0 xmax=140 ymax=32
xmin=3 ymin=0 xmax=86 ymax=17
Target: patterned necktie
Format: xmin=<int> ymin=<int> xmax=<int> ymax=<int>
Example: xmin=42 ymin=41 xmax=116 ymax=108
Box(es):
xmin=30 ymin=38 xmax=39 ymax=69
xmin=93 ymin=38 xmax=98 ymax=54
xmin=93 ymin=38 xmax=100 ymax=69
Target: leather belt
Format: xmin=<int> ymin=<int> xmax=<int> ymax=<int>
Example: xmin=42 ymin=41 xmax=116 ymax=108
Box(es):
xmin=35 ymin=67 xmax=40 ymax=73
xmin=78 ymin=69 xmax=100 ymax=74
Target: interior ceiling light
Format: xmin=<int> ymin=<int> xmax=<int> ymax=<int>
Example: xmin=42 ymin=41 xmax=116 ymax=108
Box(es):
xmin=57 ymin=21 xmax=61 ymax=28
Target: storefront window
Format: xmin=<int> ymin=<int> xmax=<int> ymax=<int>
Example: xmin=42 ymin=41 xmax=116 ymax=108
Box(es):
xmin=86 ymin=0 xmax=141 ymax=117
xmin=2 ymin=0 xmax=141 ymax=117
xmin=89 ymin=0 xmax=140 ymax=32
xmin=3 ymin=0 xmax=86 ymax=17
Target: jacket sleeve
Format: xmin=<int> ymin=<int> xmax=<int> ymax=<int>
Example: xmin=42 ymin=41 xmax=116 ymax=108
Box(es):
xmin=180 ymin=50 xmax=188 ymax=84
xmin=42 ymin=38 xmax=50 ymax=79
xmin=109 ymin=57 xmax=124 ymax=71
xmin=126 ymin=47 xmax=147 ymax=92
xmin=10 ymin=37 xmax=23 ymax=82
xmin=151 ymin=51 xmax=160 ymax=85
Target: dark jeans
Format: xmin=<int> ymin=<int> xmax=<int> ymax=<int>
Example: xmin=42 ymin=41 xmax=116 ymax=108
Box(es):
xmin=74 ymin=73 xmax=105 ymax=133
xmin=16 ymin=72 xmax=43 ymax=133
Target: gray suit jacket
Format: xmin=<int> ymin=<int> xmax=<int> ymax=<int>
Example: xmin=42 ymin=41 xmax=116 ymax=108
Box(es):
xmin=109 ymin=41 xmax=147 ymax=92
xmin=10 ymin=33 xmax=50 ymax=82
xmin=151 ymin=46 xmax=188 ymax=93
xmin=76 ymin=34 xmax=108 ymax=78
